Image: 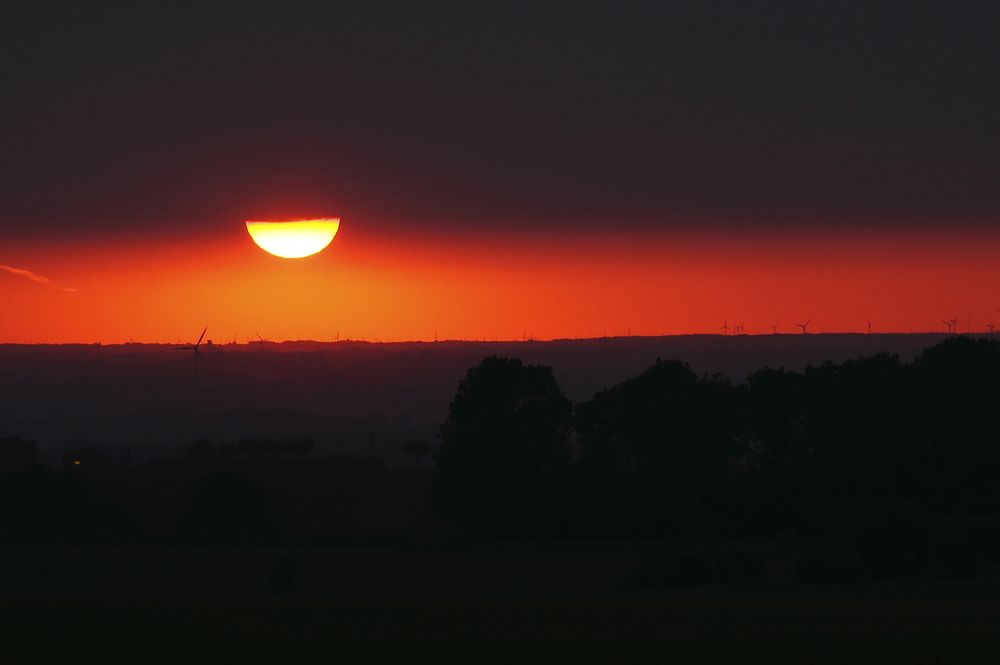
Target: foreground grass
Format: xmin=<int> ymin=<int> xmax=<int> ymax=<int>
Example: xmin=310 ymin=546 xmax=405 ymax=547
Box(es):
xmin=0 ymin=591 xmax=998 ymax=664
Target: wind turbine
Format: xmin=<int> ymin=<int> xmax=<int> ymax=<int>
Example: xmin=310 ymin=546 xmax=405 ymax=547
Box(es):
xmin=175 ymin=327 xmax=208 ymax=376
xmin=721 ymin=321 xmax=730 ymax=336
xmin=796 ymin=319 xmax=811 ymax=335
xmin=867 ymin=320 xmax=872 ymax=335
xmin=771 ymin=323 xmax=778 ymax=335
xmin=942 ymin=315 xmax=958 ymax=335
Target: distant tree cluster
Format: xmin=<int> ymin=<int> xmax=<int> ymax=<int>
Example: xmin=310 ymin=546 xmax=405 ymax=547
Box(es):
xmin=0 ymin=436 xmax=38 ymax=473
xmin=432 ymin=339 xmax=1000 ymax=578
xmin=0 ymin=438 xmax=141 ymax=545
xmin=187 ymin=438 xmax=315 ymax=460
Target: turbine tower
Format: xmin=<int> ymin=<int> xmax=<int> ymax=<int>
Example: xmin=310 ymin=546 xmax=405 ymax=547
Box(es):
xmin=721 ymin=321 xmax=730 ymax=336
xmin=796 ymin=318 xmax=811 ymax=335
xmin=175 ymin=327 xmax=208 ymax=376
xmin=942 ymin=316 xmax=958 ymax=335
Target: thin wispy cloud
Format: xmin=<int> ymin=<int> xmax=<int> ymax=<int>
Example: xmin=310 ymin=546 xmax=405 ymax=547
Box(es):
xmin=0 ymin=264 xmax=77 ymax=292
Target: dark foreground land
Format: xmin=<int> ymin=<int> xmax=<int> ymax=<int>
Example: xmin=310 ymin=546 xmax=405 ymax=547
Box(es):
xmin=2 ymin=544 xmax=1000 ymax=664
xmin=4 ymin=334 xmax=1000 ymax=662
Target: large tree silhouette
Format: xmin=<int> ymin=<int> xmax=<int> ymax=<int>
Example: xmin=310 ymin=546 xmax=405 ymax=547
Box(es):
xmin=575 ymin=360 xmax=735 ymax=537
xmin=432 ymin=356 xmax=572 ymax=537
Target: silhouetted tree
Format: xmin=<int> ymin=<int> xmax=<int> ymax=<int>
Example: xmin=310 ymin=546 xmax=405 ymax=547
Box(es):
xmin=736 ymin=353 xmax=913 ymax=535
xmin=574 ymin=360 xmax=735 ymax=537
xmin=430 ymin=338 xmax=1000 ymax=553
xmin=187 ymin=438 xmax=214 ymax=460
xmin=908 ymin=337 xmax=1000 ymax=512
xmin=432 ymin=357 xmax=572 ymax=537
xmin=403 ymin=439 xmax=433 ymax=467
xmin=286 ymin=438 xmax=314 ymax=457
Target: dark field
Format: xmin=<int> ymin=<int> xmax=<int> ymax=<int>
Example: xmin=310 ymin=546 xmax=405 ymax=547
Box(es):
xmin=1 ymin=544 xmax=999 ymax=664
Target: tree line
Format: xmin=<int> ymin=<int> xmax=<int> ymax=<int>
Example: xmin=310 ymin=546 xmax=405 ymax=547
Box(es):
xmin=431 ymin=337 xmax=1000 ymax=578
xmin=1 ymin=337 xmax=997 ymax=582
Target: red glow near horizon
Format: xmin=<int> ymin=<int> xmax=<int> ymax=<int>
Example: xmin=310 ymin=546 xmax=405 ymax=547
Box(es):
xmin=1 ymin=223 xmax=998 ymax=344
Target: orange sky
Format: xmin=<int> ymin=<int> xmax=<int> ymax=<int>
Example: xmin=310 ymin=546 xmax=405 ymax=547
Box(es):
xmin=2 ymin=222 xmax=998 ymax=343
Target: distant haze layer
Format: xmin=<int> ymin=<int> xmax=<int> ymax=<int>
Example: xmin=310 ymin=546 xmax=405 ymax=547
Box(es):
xmin=0 ymin=334 xmax=967 ymax=462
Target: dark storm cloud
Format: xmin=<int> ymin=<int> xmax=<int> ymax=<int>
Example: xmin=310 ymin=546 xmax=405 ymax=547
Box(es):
xmin=1 ymin=1 xmax=998 ymax=235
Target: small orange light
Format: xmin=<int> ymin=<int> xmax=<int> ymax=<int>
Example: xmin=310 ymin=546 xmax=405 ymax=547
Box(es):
xmin=73 ymin=459 xmax=81 ymax=466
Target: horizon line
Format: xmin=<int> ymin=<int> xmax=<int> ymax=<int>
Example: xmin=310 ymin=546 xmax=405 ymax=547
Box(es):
xmin=2 ymin=331 xmax=995 ymax=347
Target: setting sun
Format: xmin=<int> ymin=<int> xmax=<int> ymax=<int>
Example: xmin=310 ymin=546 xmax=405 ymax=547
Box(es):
xmin=245 ymin=218 xmax=340 ymax=259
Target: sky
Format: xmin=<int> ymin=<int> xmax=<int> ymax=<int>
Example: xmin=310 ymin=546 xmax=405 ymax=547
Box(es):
xmin=2 ymin=2 xmax=999 ymax=342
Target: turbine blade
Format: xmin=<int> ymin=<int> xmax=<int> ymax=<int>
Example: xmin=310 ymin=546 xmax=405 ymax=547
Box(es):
xmin=196 ymin=327 xmax=207 ymax=346
xmin=196 ymin=348 xmax=208 ymax=367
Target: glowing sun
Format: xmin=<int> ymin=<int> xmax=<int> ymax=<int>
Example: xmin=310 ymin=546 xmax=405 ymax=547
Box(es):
xmin=245 ymin=218 xmax=340 ymax=259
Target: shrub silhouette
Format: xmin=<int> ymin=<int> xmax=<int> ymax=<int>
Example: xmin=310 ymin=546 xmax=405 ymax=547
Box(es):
xmin=266 ymin=555 xmax=301 ymax=593
xmin=403 ymin=439 xmax=433 ymax=467
xmin=0 ymin=437 xmax=38 ymax=473
xmin=0 ymin=465 xmax=142 ymax=545
xmin=628 ymin=548 xmax=763 ymax=589
xmin=187 ymin=438 xmax=214 ymax=460
xmin=174 ymin=472 xmax=282 ymax=546
xmin=794 ymin=554 xmax=868 ymax=585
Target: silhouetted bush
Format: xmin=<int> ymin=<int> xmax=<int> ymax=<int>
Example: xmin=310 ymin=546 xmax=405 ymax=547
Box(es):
xmin=924 ymin=512 xmax=999 ymax=579
xmin=716 ymin=548 xmax=765 ymax=583
xmin=187 ymin=438 xmax=214 ymax=460
xmin=0 ymin=466 xmax=142 ymax=545
xmin=794 ymin=554 xmax=868 ymax=585
xmin=174 ymin=472 xmax=283 ymax=546
xmin=267 ymin=555 xmax=301 ymax=593
xmin=835 ymin=499 xmax=929 ymax=581
xmin=628 ymin=548 xmax=764 ymax=589
xmin=628 ymin=552 xmax=715 ymax=589
xmin=963 ymin=514 xmax=1000 ymax=565
xmin=0 ymin=437 xmax=38 ymax=472
xmin=833 ymin=499 xmax=990 ymax=581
